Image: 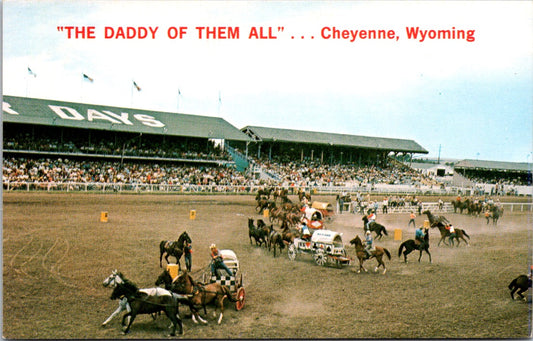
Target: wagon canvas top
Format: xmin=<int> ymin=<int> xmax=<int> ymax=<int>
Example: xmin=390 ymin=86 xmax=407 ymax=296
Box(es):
xmin=311 ymin=230 xmax=344 ymax=245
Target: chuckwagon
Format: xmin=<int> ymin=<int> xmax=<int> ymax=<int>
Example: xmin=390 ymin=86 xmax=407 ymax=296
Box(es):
xmin=202 ymin=249 xmax=245 ymax=310
xmin=311 ymin=201 xmax=335 ymax=222
xmin=287 ymin=229 xmax=352 ymax=267
xmin=301 ymin=205 xmax=325 ymax=229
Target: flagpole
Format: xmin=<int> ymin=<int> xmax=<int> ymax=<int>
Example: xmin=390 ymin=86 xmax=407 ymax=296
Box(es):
xmin=217 ymin=90 xmax=221 ymax=116
xmin=177 ymin=88 xmax=181 ymax=112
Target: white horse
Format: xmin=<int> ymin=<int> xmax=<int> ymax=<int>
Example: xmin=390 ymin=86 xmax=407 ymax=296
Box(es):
xmin=102 ymin=269 xmax=205 ymax=327
xmin=101 ymin=270 xmax=156 ymax=327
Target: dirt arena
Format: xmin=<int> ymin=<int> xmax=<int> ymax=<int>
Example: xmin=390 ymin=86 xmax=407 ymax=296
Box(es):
xmin=3 ymin=193 xmax=532 ymax=339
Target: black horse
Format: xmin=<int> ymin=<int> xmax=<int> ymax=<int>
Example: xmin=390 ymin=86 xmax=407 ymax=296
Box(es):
xmin=362 ymin=216 xmax=388 ymax=240
xmin=247 ymin=218 xmax=268 ymax=247
xmin=398 ymin=229 xmax=431 ymax=263
xmin=159 ymin=231 xmax=192 ymax=269
xmin=508 ymin=274 xmax=531 ymax=300
xmin=110 ymin=274 xmax=183 ymax=336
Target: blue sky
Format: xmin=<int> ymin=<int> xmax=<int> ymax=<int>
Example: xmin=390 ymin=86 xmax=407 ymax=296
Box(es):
xmin=3 ymin=0 xmax=532 ymax=163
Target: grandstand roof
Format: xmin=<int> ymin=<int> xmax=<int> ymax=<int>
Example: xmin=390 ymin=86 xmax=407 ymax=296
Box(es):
xmin=3 ymin=95 xmax=251 ymax=142
xmin=454 ymin=159 xmax=531 ymax=173
xmin=241 ymin=125 xmax=428 ymax=154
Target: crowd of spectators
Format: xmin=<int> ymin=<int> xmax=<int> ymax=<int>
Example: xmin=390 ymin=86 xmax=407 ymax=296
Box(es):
xmin=2 ymin=157 xmax=249 ymax=187
xmin=3 ymin=134 xmax=530 ymax=191
xmin=251 ymin=158 xmax=441 ymax=188
xmin=3 ymin=132 xmax=230 ymax=161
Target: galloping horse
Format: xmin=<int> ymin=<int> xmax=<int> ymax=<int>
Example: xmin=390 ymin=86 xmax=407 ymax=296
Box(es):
xmin=247 ymin=218 xmax=268 ymax=247
xmin=267 ymin=224 xmax=285 ymax=257
xmin=422 ymin=210 xmax=450 ymax=228
xmin=159 ymin=231 xmax=192 ymax=269
xmin=172 ymin=270 xmax=235 ymax=325
xmin=434 ymin=224 xmax=470 ymax=246
xmin=349 ymin=235 xmax=391 ymax=274
xmin=490 ymin=205 xmax=504 ymax=225
xmin=109 ymin=273 xmax=183 ymax=336
xmin=508 ymin=274 xmax=531 ymax=300
xmin=361 ymin=215 xmax=388 ymax=240
xmin=280 ymin=220 xmax=296 ymax=245
xmin=154 ymin=269 xmax=208 ymax=324
xmin=398 ymin=229 xmax=431 ymax=263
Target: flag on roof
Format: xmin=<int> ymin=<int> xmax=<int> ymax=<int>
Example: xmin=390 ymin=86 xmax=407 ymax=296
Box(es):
xmin=27 ymin=67 xmax=37 ymax=78
xmin=133 ymin=81 xmax=141 ymax=91
xmin=83 ymin=73 xmax=94 ymax=82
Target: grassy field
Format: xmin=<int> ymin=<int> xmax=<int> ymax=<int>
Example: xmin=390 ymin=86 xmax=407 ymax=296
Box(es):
xmin=3 ymin=193 xmax=531 ymax=339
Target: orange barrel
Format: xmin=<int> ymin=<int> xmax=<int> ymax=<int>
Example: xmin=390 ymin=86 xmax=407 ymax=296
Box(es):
xmin=189 ymin=210 xmax=196 ymax=220
xmin=166 ymin=264 xmax=179 ymax=280
xmin=100 ymin=211 xmax=108 ymax=223
xmin=394 ymin=228 xmax=402 ymax=241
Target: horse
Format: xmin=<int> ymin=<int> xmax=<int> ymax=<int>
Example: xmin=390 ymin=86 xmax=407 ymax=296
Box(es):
xmin=102 ymin=270 xmax=140 ymax=327
xmin=508 ymin=274 xmax=532 ymax=300
xmin=154 ymin=269 xmax=208 ymax=324
xmin=451 ymin=199 xmax=467 ymax=214
xmin=159 ymin=231 xmax=192 ymax=269
xmin=267 ymin=224 xmax=285 ymax=257
xmin=361 ymin=216 xmax=388 ymax=240
xmin=490 ymin=205 xmax=504 ymax=225
xmin=422 ymin=210 xmax=450 ymax=228
xmin=247 ymin=218 xmax=268 ymax=247
xmin=298 ymin=189 xmax=311 ymax=203
xmin=280 ymin=220 xmax=296 ymax=245
xmin=398 ymin=229 xmax=431 ymax=263
xmin=349 ymin=235 xmax=391 ymax=274
xmin=109 ymin=273 xmax=183 ymax=336
xmin=434 ymin=224 xmax=470 ymax=246
xmin=172 ymin=270 xmax=235 ymax=325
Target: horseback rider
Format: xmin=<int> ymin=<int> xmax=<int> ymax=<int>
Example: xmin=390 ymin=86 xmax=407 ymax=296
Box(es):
xmin=209 ymin=244 xmax=234 ymax=277
xmin=415 ymin=226 xmax=426 ymax=249
xmin=364 ymin=230 xmax=374 ymax=258
xmin=445 ymin=224 xmax=456 ymax=245
xmin=366 ymin=210 xmax=376 ymax=230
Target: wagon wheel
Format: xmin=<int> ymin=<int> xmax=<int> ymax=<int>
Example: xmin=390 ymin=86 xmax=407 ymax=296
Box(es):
xmin=288 ymin=244 xmax=297 ymax=261
xmin=235 ymin=287 xmax=245 ymax=311
xmin=314 ymin=250 xmax=327 ymax=266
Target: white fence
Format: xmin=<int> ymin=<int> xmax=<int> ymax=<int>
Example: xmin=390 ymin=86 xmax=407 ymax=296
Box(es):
xmin=338 ymin=201 xmax=533 ymax=214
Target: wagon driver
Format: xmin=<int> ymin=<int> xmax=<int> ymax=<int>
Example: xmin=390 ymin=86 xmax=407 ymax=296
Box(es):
xmin=209 ymin=244 xmax=234 ymax=277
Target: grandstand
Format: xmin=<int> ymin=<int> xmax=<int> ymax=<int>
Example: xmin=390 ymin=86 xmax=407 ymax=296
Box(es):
xmin=3 ymin=95 xmax=531 ymax=196
xmin=239 ymin=125 xmax=428 ymax=166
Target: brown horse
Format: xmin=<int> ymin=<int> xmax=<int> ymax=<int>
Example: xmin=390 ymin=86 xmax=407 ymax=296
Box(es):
xmin=280 ymin=220 xmax=296 ymax=245
xmin=349 ymin=235 xmax=391 ymax=274
xmin=422 ymin=210 xmax=450 ymax=227
xmin=172 ymin=270 xmax=235 ymax=325
xmin=434 ymin=224 xmax=470 ymax=246
xmin=267 ymin=225 xmax=285 ymax=257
